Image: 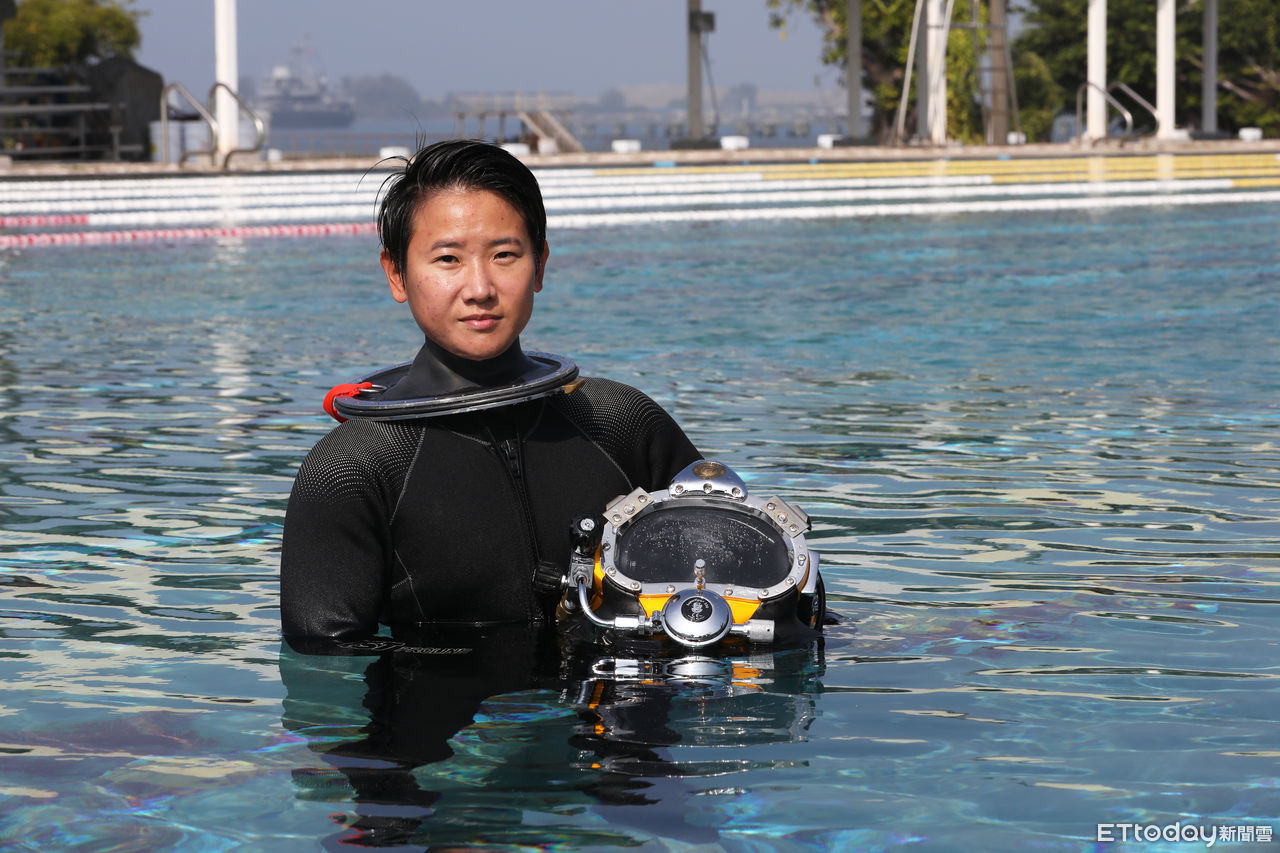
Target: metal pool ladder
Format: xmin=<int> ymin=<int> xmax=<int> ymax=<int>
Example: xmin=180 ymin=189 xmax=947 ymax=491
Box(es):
xmin=1075 ymin=81 xmax=1159 ymax=144
xmin=159 ymin=81 xmax=267 ymax=168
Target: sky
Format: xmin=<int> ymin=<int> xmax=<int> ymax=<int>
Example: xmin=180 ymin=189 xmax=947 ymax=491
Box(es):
xmin=133 ymin=1 xmax=840 ymax=101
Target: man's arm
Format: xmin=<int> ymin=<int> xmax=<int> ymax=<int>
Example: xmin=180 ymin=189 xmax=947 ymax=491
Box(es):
xmin=281 ymin=422 xmax=411 ymax=642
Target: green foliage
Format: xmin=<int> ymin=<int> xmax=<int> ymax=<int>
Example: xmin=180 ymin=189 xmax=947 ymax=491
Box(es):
xmin=1014 ymin=0 xmax=1280 ymax=136
xmin=1012 ymin=50 xmax=1063 ymax=142
xmin=1203 ymin=0 xmax=1279 ymax=133
xmin=767 ymin=0 xmax=999 ymax=142
xmin=945 ymin=16 xmax=987 ymax=143
xmin=1014 ymin=0 xmax=1199 ymax=135
xmin=3 ymin=0 xmax=143 ymax=69
xmin=770 ymin=0 xmax=1279 ymax=142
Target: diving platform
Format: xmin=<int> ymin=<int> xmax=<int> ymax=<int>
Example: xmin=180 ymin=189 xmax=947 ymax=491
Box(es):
xmin=452 ymin=93 xmax=584 ymax=154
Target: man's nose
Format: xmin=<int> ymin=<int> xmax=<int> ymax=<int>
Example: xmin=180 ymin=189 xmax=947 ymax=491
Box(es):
xmin=462 ymin=262 xmax=497 ymax=301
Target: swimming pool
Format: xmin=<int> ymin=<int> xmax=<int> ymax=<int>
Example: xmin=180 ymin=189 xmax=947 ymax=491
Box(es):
xmin=1 ymin=187 xmax=1278 ymax=850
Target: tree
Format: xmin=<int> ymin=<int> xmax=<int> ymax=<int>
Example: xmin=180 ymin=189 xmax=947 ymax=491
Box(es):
xmin=1214 ymin=0 xmax=1280 ymax=133
xmin=2 ymin=0 xmax=142 ymax=69
xmin=767 ymin=0 xmax=987 ymax=142
xmin=1012 ymin=50 xmax=1064 ymax=142
xmin=1014 ymin=0 xmax=1198 ymax=136
xmin=772 ymin=0 xmax=1279 ymax=142
xmin=340 ymin=74 xmax=428 ymax=120
xmin=1013 ymin=0 xmax=1280 ymax=137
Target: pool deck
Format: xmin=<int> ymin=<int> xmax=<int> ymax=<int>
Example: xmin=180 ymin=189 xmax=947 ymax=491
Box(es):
xmin=3 ymin=136 xmax=1279 ymax=179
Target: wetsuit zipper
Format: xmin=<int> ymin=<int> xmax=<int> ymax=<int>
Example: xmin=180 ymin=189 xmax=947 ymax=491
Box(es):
xmin=493 ymin=432 xmax=545 ymax=620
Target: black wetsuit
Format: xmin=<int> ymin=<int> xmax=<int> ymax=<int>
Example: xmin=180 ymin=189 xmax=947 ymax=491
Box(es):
xmin=281 ymin=342 xmax=700 ymax=642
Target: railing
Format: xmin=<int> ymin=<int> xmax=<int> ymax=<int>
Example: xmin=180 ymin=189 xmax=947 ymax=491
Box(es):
xmin=1074 ymin=80 xmax=1165 ymax=145
xmin=1108 ymin=82 xmax=1158 ymax=129
xmin=160 ymin=82 xmax=217 ymax=165
xmin=265 ymin=130 xmax=448 ymax=158
xmin=0 ymin=64 xmax=130 ymax=159
xmin=1075 ymin=81 xmax=1135 ymax=143
xmin=514 ymin=108 xmax=585 ymax=153
xmin=159 ymin=81 xmax=266 ymax=168
xmin=209 ymin=82 xmax=267 ymax=167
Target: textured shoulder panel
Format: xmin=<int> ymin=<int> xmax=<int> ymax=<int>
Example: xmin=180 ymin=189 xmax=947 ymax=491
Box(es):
xmin=550 ymin=376 xmax=700 ymax=491
xmin=552 ymin=377 xmax=666 ymax=457
xmin=290 ymin=418 xmax=424 ymax=505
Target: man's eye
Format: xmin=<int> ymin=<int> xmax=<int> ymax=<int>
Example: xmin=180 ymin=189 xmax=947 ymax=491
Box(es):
xmin=433 ymin=254 xmax=458 ymax=264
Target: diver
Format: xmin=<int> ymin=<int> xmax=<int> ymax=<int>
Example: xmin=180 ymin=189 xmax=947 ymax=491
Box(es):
xmin=281 ymin=140 xmax=701 ymax=647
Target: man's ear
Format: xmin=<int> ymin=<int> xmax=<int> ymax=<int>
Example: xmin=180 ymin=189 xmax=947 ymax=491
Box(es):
xmin=381 ymin=250 xmax=408 ymax=303
xmin=534 ymin=242 xmax=549 ymax=293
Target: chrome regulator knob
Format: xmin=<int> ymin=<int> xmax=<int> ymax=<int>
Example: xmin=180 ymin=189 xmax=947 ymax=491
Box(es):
xmin=660 ymin=588 xmax=733 ymax=648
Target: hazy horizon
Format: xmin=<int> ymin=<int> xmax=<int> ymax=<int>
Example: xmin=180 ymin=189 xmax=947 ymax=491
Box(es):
xmin=134 ymin=1 xmax=840 ymax=104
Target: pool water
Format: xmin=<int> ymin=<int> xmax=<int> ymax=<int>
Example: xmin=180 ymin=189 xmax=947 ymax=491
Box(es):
xmin=2 ymin=199 xmax=1279 ymax=851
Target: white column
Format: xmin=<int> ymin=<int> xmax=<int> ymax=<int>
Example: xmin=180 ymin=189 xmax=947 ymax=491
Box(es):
xmin=923 ymin=0 xmax=947 ymax=144
xmin=214 ymin=0 xmax=239 ymax=156
xmin=988 ymin=0 xmax=1010 ymax=144
xmin=847 ymin=0 xmax=864 ymax=138
xmin=1202 ymin=0 xmax=1218 ymax=134
xmin=1087 ymin=0 xmax=1107 ymax=140
xmin=1156 ymin=0 xmax=1176 ymax=138
xmin=687 ymin=0 xmax=704 ymax=140
xmin=915 ymin=0 xmax=929 ymax=139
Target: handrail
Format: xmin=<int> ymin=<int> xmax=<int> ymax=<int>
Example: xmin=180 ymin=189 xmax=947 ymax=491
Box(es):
xmin=1075 ymin=81 xmax=1134 ymax=144
xmin=160 ymin=81 xmax=218 ymax=166
xmin=515 ymin=108 xmax=585 ymax=153
xmin=892 ymin=0 xmax=928 ymax=144
xmin=159 ymin=81 xmax=267 ymax=168
xmin=208 ymin=82 xmax=267 ymax=168
xmin=0 ymin=101 xmax=114 ymax=116
xmin=1108 ymin=81 xmax=1158 ymax=128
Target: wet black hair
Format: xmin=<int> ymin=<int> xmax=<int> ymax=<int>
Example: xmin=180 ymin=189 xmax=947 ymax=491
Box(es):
xmin=377 ymin=139 xmax=547 ymax=279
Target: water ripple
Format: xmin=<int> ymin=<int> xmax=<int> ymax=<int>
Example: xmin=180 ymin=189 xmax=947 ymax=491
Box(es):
xmin=2 ymin=205 xmax=1279 ymax=850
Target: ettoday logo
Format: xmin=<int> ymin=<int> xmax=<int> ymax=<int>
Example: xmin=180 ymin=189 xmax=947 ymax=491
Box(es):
xmin=1096 ymin=822 xmax=1274 ymax=847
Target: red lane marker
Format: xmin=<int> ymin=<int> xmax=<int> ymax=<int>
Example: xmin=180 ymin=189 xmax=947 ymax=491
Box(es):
xmin=0 ymin=214 xmax=91 ymax=227
xmin=0 ymin=221 xmax=378 ymax=249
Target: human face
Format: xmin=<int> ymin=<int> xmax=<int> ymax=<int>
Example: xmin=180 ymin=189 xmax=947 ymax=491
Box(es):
xmin=381 ymin=188 xmax=548 ymax=361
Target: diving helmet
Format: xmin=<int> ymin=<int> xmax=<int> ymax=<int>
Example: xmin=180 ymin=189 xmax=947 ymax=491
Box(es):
xmin=561 ymin=460 xmax=824 ymax=649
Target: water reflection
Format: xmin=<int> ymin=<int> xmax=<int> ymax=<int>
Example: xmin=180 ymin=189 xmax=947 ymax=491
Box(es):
xmin=279 ymin=628 xmax=825 ymax=848
xmin=3 ymin=206 xmax=1280 ymax=848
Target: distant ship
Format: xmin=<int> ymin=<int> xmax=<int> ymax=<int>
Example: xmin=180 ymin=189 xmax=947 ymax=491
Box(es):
xmin=255 ymin=47 xmax=355 ymax=129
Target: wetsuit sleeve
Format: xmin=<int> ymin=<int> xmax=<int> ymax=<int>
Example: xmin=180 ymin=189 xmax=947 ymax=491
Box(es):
xmin=281 ymin=421 xmax=417 ymax=641
xmin=635 ymin=397 xmax=702 ymax=489
xmin=556 ymin=378 xmax=702 ymax=491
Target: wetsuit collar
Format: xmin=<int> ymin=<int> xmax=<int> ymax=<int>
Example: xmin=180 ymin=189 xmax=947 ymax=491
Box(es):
xmin=328 ymin=340 xmax=579 ymax=421
xmin=381 ymin=338 xmax=542 ymax=402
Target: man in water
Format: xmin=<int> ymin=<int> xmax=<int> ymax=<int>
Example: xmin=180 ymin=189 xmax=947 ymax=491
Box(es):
xmin=281 ymin=140 xmax=701 ymax=645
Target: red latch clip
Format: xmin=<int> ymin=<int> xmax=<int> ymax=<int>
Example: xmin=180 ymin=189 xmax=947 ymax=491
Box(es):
xmin=322 ymin=382 xmax=374 ymax=423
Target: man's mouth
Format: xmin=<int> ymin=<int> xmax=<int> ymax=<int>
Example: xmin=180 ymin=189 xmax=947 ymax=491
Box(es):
xmin=461 ymin=314 xmax=500 ymax=330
